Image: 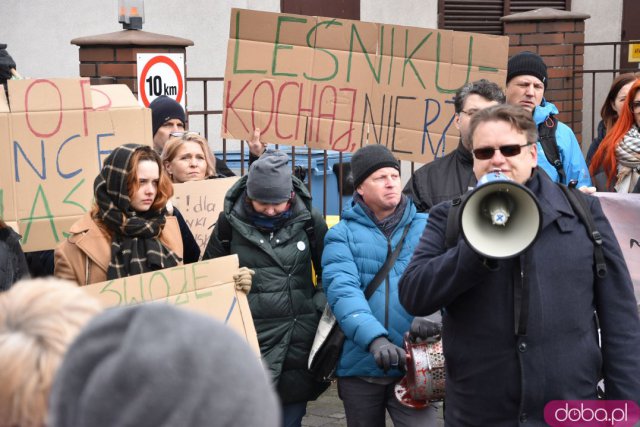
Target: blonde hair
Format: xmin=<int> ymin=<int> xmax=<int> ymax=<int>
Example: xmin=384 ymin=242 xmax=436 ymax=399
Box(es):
xmin=161 ymin=132 xmax=216 ymax=180
xmin=0 ymin=278 xmax=103 ymax=427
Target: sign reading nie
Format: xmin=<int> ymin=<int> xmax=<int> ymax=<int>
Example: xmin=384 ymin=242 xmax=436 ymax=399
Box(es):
xmin=222 ymin=8 xmax=509 ymax=163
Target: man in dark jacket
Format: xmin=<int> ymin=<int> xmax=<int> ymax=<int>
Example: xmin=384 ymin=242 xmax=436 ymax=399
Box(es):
xmin=403 ymin=79 xmax=505 ymax=212
xmin=203 ymin=150 xmax=328 ymax=427
xmin=399 ymin=104 xmax=640 ymax=426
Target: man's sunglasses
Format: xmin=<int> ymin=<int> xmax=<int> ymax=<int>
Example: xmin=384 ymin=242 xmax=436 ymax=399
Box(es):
xmin=170 ymin=131 xmax=201 ymax=138
xmin=472 ymin=143 xmax=533 ymax=160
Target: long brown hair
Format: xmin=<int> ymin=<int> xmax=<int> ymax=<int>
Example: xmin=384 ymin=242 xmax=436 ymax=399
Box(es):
xmin=600 ymin=73 xmax=640 ymax=130
xmin=91 ymin=146 xmax=173 ymax=234
xmin=127 ymin=146 xmax=173 ymax=211
xmin=590 ymin=79 xmax=640 ymax=186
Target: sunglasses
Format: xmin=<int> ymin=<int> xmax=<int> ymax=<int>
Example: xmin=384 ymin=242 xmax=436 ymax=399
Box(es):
xmin=170 ymin=131 xmax=201 ymax=138
xmin=472 ymin=143 xmax=532 ymax=160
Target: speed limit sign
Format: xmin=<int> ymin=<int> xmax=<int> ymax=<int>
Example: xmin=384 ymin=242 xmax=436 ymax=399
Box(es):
xmin=137 ymin=53 xmax=185 ymax=108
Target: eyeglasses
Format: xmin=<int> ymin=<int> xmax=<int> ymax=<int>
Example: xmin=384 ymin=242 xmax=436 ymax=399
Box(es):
xmin=473 ymin=143 xmax=533 ymax=160
xmin=170 ymin=131 xmax=201 ymax=138
xmin=631 ymin=101 xmax=640 ymax=112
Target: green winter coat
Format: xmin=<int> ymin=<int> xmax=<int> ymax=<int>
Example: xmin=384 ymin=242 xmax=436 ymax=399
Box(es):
xmin=203 ymin=176 xmax=329 ymax=404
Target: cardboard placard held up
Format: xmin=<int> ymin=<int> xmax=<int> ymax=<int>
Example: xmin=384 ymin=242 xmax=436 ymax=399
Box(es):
xmin=594 ymin=192 xmax=640 ymax=310
xmin=83 ymin=255 xmax=260 ymax=354
xmin=222 ymin=8 xmax=508 ymax=163
xmin=0 ymin=78 xmax=152 ymax=251
xmin=171 ymin=177 xmax=239 ymax=256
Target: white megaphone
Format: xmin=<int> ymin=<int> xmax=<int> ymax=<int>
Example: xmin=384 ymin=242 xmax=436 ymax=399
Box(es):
xmin=459 ymin=171 xmax=542 ymax=259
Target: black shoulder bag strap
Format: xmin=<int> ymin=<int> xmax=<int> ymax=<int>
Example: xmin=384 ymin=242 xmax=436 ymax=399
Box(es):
xmin=538 ymin=116 xmax=566 ymax=184
xmin=364 ymin=223 xmax=412 ymax=300
xmin=559 ymin=183 xmax=607 ymax=278
xmin=215 ymin=211 xmax=233 ymax=254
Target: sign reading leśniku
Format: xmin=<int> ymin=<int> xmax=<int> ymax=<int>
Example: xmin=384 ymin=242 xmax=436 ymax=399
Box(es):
xmin=222 ymin=8 xmax=509 ymax=163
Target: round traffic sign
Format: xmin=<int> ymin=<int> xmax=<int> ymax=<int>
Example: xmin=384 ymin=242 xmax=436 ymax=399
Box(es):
xmin=138 ymin=55 xmax=184 ymax=107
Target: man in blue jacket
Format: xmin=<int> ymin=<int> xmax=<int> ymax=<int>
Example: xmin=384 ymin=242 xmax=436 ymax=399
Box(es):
xmin=322 ymin=144 xmax=440 ymax=427
xmin=506 ymin=51 xmax=591 ymax=188
xmin=399 ymin=104 xmax=640 ymax=426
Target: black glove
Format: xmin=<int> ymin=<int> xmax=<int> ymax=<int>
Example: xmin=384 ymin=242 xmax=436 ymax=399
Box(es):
xmin=409 ymin=317 xmax=442 ymax=342
xmin=369 ymin=336 xmax=406 ymax=372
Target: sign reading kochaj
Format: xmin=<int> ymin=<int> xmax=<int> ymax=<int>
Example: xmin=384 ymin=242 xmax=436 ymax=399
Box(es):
xmin=222 ymin=8 xmax=509 ymax=163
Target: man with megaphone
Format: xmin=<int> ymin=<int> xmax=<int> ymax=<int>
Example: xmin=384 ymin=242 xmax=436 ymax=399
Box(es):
xmin=399 ymin=104 xmax=640 ymax=426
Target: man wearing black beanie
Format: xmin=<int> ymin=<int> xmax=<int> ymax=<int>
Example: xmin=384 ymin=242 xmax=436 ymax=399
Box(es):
xmin=322 ymin=144 xmax=441 ymax=426
xmin=505 ymin=51 xmax=592 ymax=189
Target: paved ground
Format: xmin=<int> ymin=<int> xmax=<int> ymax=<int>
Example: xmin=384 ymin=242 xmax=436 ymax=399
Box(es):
xmin=302 ymin=382 xmax=445 ymax=427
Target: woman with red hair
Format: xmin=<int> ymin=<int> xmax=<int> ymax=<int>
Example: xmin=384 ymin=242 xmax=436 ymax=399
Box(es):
xmin=54 ymin=144 xmax=184 ymax=285
xmin=590 ymin=79 xmax=640 ymax=193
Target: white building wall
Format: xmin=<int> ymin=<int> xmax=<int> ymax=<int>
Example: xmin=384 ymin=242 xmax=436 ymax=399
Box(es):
xmin=2 ymin=0 xmax=611 ymax=158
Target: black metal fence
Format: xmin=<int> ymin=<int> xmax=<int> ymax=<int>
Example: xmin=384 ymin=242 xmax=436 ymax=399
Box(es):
xmin=185 ymin=76 xmax=352 ymax=218
xmin=572 ymin=41 xmax=640 ymax=147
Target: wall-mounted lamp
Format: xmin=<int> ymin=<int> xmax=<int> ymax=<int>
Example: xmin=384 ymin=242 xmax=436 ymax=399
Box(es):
xmin=118 ymin=0 xmax=144 ymax=30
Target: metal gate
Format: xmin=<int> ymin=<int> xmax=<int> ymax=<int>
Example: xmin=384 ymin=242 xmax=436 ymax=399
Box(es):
xmin=185 ymin=76 xmax=352 ymax=219
xmin=571 ymin=40 xmax=640 ymax=150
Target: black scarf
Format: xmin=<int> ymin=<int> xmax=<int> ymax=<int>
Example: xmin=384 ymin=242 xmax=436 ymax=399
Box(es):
xmin=243 ymin=192 xmax=294 ymax=232
xmin=94 ymin=144 xmax=180 ymax=279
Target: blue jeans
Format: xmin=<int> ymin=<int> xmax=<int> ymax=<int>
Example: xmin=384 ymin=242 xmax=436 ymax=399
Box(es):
xmin=281 ymin=401 xmax=308 ymax=427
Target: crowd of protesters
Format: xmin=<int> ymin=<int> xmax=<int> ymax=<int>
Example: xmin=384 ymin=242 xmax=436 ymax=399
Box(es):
xmin=0 ymin=40 xmax=639 ymax=427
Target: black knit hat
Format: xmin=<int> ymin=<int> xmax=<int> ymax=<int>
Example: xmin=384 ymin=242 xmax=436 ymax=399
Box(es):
xmin=507 ymin=51 xmax=548 ymax=88
xmin=149 ymin=95 xmax=186 ymax=136
xmin=351 ymin=144 xmax=400 ymax=189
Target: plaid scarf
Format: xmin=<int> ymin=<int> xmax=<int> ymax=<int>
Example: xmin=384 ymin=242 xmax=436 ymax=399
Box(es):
xmin=615 ymin=125 xmax=640 ymax=193
xmin=94 ymin=144 xmax=180 ymax=279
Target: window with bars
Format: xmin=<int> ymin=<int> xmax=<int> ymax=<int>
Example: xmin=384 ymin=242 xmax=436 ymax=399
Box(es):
xmin=438 ymin=0 xmax=571 ymax=34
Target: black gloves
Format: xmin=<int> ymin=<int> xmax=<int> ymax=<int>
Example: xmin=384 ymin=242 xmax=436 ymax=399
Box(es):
xmin=409 ymin=317 xmax=442 ymax=342
xmin=369 ymin=336 xmax=406 ymax=372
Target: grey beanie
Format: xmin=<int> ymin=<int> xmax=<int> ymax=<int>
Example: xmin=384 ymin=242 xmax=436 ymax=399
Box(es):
xmin=48 ymin=304 xmax=280 ymax=427
xmin=149 ymin=95 xmax=186 ymax=136
xmin=351 ymin=144 xmax=400 ymax=188
xmin=246 ymin=150 xmax=293 ymax=203
xmin=507 ymin=51 xmax=548 ymax=88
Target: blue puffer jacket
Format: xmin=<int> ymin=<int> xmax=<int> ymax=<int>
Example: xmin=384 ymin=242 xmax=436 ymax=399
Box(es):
xmin=322 ymin=199 xmax=427 ymax=377
xmin=533 ymin=100 xmax=591 ymax=187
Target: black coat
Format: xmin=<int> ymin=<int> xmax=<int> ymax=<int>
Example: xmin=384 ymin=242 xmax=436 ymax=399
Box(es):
xmin=399 ymin=170 xmax=640 ymax=426
xmin=403 ymin=142 xmax=476 ymax=213
xmin=0 ymin=226 xmax=29 ymax=291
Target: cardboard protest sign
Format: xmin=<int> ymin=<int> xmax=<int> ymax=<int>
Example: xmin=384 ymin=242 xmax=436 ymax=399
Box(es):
xmin=83 ymin=255 xmax=260 ymax=354
xmin=0 ymin=78 xmax=151 ymax=251
xmin=595 ymin=192 xmax=640 ymax=309
xmin=222 ymin=8 xmax=508 ymax=163
xmin=171 ymin=177 xmax=239 ymax=256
